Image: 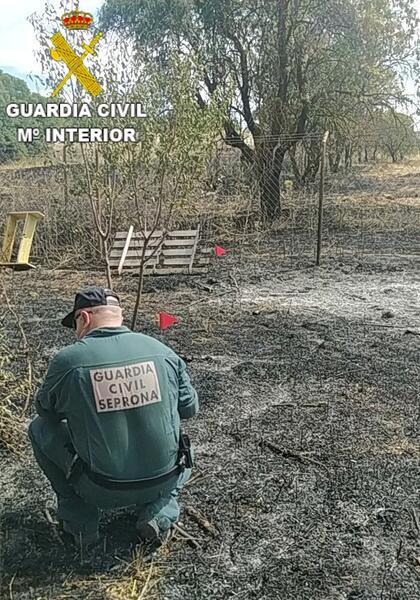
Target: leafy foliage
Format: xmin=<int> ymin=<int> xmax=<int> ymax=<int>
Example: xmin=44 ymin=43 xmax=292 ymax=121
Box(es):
xmin=101 ymin=0 xmax=420 ymax=218
xmin=0 ymin=71 xmax=46 ymax=163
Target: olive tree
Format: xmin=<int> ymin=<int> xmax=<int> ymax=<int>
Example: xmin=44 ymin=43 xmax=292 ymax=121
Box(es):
xmin=101 ymin=0 xmax=419 ymax=221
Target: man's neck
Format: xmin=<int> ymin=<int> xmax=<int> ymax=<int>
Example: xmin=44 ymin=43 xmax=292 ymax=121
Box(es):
xmin=89 ymin=322 xmax=123 ymax=331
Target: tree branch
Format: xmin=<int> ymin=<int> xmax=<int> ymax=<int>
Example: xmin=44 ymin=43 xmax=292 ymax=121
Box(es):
xmin=229 ymin=34 xmax=260 ymax=136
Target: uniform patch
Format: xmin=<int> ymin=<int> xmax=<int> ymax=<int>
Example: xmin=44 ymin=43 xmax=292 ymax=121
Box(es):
xmin=90 ymin=361 xmax=161 ymax=413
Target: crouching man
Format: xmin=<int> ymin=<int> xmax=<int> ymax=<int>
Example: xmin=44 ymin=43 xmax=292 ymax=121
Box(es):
xmin=28 ymin=287 xmax=198 ymax=549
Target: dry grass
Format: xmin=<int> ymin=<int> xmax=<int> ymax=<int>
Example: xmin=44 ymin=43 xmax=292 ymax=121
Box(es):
xmin=0 ymin=337 xmax=28 ymax=456
xmin=1 ymin=154 xmax=419 ymax=263
xmin=0 ymin=277 xmax=33 ymax=455
xmin=268 ymin=160 xmax=420 ymax=245
xmin=365 ymin=158 xmax=420 ymax=178
xmin=0 ymin=404 xmax=26 ymax=456
xmin=53 ymin=551 xmax=162 ymax=600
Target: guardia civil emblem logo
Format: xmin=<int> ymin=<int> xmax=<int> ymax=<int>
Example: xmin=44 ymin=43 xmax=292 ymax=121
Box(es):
xmin=50 ymin=4 xmax=103 ymax=98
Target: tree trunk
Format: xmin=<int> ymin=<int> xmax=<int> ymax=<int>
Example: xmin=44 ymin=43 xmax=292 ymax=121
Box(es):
xmin=331 ymin=149 xmax=342 ymax=173
xmin=131 ymin=257 xmax=146 ymax=330
xmin=303 ymin=155 xmax=321 ymax=183
xmin=104 ymin=238 xmax=113 ymax=289
xmin=345 ymin=144 xmax=352 ymax=171
xmin=289 ymin=147 xmax=303 ymax=187
xmin=386 ymin=146 xmax=397 ymax=162
xmin=257 ymin=146 xmax=286 ymax=221
xmin=63 ymin=144 xmax=69 ymax=205
xmin=301 ymin=139 xmax=321 ymax=184
xmin=95 ymin=148 xmax=104 ymax=259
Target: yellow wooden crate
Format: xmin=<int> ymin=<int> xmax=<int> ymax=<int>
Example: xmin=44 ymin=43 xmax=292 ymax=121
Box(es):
xmin=0 ymin=211 xmax=44 ymax=271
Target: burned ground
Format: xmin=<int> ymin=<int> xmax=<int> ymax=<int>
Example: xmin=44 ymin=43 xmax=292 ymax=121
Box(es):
xmin=0 ymin=163 xmax=419 ymax=599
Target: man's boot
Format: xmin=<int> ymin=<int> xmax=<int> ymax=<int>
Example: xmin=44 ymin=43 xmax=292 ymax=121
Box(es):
xmin=60 ymin=520 xmax=99 ymax=549
xmin=136 ymin=518 xmax=172 ymax=552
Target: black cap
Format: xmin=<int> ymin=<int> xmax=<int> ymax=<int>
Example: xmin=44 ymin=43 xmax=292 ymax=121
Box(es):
xmin=61 ymin=286 xmax=121 ymax=328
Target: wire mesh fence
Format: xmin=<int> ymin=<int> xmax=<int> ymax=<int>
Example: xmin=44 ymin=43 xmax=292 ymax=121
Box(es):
xmin=198 ymin=134 xmax=420 ymax=265
xmin=0 ymin=134 xmax=419 ymax=269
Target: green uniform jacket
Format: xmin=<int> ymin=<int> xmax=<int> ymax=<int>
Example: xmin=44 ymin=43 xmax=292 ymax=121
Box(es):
xmin=35 ymin=327 xmax=199 ymax=480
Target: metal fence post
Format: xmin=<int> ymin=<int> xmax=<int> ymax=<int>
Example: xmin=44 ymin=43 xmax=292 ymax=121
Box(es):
xmin=316 ymin=131 xmax=330 ymax=266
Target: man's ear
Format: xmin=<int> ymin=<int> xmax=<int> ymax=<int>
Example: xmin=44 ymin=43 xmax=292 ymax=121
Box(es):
xmin=82 ymin=310 xmax=92 ymax=324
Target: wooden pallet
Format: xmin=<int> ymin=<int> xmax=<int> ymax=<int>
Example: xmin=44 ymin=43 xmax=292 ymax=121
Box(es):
xmin=110 ymin=227 xmax=211 ymax=275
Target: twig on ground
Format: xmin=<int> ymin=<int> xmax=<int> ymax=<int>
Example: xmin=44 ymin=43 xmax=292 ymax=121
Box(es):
xmin=138 ymin=560 xmax=155 ymax=600
xmin=43 ymin=508 xmax=65 ymax=546
xmin=362 ymin=323 xmax=418 ymax=331
xmin=273 ymin=402 xmax=328 ymax=410
xmin=185 ymin=471 xmax=209 ymax=487
xmin=185 ymin=506 xmax=219 ymax=538
xmin=188 ymin=290 xmax=231 ymax=308
xmin=51 ymin=257 xmax=75 ymax=271
xmin=9 ymin=573 xmax=16 ymax=600
xmin=43 ymin=507 xmax=58 ymax=526
xmin=229 ymin=271 xmax=241 ymax=305
xmin=408 ymin=507 xmax=420 ymax=535
xmin=259 ymin=439 xmax=330 ymax=473
xmin=172 ymin=523 xmax=201 ymax=549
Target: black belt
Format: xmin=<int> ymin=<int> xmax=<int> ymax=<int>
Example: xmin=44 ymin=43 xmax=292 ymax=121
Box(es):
xmin=68 ymin=455 xmax=183 ymax=490
xmin=84 ymin=461 xmax=182 ymax=490
xmin=66 ymin=433 xmax=193 ymax=491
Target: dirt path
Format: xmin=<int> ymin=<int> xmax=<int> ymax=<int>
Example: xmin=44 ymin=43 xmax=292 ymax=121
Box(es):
xmin=221 ymin=258 xmax=420 ymax=326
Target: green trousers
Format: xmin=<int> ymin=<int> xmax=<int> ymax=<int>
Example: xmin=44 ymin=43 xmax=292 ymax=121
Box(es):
xmin=28 ymin=416 xmax=191 ymax=537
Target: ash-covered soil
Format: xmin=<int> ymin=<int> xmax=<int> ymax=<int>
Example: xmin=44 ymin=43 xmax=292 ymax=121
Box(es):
xmin=0 ymin=242 xmax=419 ymax=599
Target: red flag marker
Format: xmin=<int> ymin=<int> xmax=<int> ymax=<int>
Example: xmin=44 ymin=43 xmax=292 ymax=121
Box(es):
xmin=157 ymin=311 xmax=178 ymax=330
xmin=214 ymin=245 xmax=226 ymax=257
